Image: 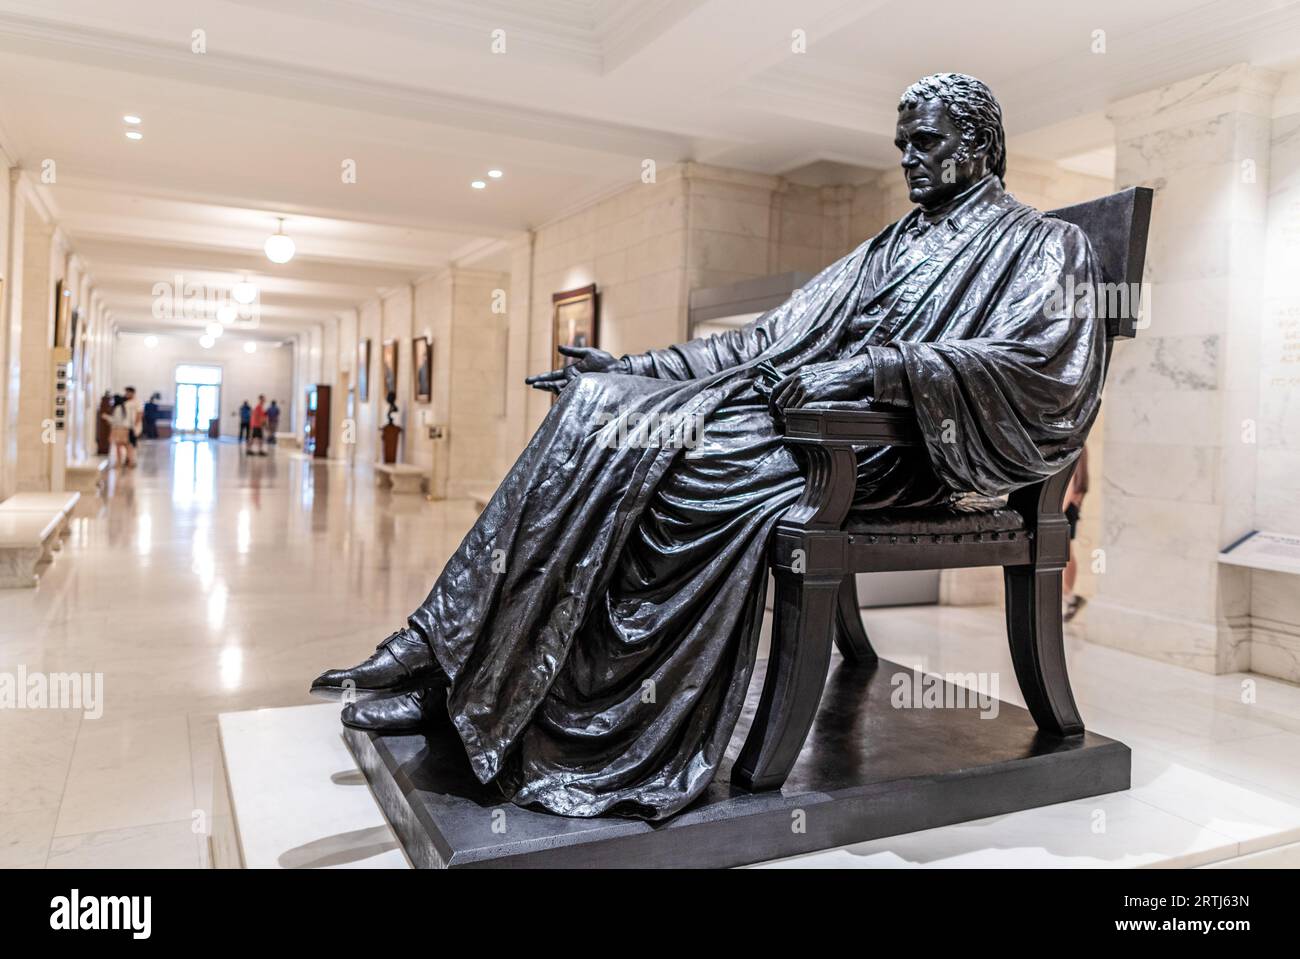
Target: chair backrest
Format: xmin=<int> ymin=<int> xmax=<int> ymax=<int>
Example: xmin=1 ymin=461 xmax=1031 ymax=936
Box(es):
xmin=1010 ymin=187 xmax=1154 ymax=520
xmin=1046 ymin=187 xmax=1153 ymax=340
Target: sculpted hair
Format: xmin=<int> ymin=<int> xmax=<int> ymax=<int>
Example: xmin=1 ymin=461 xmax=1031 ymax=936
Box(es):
xmin=898 ymin=73 xmax=1007 ymax=184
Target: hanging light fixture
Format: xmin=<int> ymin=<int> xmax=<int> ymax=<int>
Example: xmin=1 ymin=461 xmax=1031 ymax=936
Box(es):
xmin=216 ymin=304 xmax=238 ymax=325
xmin=244 ymin=341 xmax=258 ymax=354
xmin=232 ymin=276 xmax=258 ymax=305
xmin=264 ymin=217 xmax=295 ymax=264
xmin=199 ymin=334 xmax=215 ymax=349
xmin=205 ymin=322 xmax=224 ymax=338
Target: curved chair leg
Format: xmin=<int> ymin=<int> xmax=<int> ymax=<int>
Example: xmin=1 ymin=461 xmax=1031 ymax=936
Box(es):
xmin=734 ymin=570 xmax=837 ymax=791
xmin=834 ymin=575 xmax=878 ymax=664
xmin=1003 ymin=565 xmax=1084 ymax=736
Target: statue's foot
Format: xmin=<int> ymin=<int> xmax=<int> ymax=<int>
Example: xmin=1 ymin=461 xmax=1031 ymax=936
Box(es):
xmin=310 ymin=627 xmax=446 ymax=700
xmin=341 ymin=688 xmax=438 ymax=733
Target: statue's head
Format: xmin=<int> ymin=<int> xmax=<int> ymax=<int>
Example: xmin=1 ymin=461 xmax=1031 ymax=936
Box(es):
xmin=896 ymin=73 xmax=1005 ymax=212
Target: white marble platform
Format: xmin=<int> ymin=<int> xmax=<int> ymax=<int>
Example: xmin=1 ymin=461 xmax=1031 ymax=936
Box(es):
xmin=219 ymin=681 xmax=1300 ymax=869
xmin=216 ymin=705 xmax=409 ymax=868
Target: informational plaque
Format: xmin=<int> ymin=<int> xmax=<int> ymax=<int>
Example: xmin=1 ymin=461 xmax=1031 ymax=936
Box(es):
xmin=1219 ymin=531 xmax=1300 ymax=576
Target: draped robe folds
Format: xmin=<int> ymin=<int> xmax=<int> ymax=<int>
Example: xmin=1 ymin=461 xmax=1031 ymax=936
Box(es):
xmin=407 ymin=177 xmax=1105 ymax=819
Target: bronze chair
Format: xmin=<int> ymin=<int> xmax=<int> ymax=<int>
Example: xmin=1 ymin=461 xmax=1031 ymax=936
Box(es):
xmin=734 ymin=187 xmax=1154 ymax=791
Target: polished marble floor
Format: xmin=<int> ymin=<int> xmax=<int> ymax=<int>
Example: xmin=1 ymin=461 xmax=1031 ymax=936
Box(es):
xmin=5 ymin=437 xmax=1300 ymax=868
xmin=0 ymin=438 xmax=479 ymax=868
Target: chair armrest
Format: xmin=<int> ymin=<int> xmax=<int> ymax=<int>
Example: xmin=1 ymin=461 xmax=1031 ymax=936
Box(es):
xmin=782 ymin=408 xmax=922 ymax=446
xmin=778 ymin=408 xmax=922 ymax=532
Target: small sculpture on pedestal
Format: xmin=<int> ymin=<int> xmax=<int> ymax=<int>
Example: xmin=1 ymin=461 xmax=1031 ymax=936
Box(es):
xmin=380 ymin=391 xmax=401 ymax=464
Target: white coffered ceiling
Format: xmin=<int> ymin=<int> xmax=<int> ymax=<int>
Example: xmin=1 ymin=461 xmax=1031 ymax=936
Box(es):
xmin=1 ymin=0 xmax=1298 ymax=338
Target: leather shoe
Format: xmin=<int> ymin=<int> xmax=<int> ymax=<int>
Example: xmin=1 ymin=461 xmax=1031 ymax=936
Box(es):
xmin=310 ymin=627 xmax=446 ymax=700
xmin=341 ymin=688 xmax=439 ymax=732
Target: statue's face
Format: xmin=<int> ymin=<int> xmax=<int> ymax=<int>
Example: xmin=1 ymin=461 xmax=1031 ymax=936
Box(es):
xmin=895 ymin=98 xmax=985 ymax=211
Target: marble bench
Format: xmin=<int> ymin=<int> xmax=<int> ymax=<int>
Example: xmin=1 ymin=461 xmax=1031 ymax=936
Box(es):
xmin=374 ymin=463 xmax=425 ymax=495
xmin=0 ymin=491 xmax=81 ymax=545
xmin=0 ymin=512 xmax=62 ymax=588
xmin=66 ymin=458 xmax=108 ymax=494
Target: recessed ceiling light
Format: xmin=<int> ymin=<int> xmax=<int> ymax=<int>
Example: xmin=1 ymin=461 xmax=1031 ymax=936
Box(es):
xmin=199 ymin=334 xmax=215 ymax=349
xmin=244 ymin=341 xmax=257 ymax=354
xmin=125 ymin=130 xmax=143 ymax=140
xmin=471 ymin=180 xmax=486 ymax=189
xmin=123 ymin=114 xmax=141 ymax=125
xmin=487 ymin=169 xmax=503 ymax=178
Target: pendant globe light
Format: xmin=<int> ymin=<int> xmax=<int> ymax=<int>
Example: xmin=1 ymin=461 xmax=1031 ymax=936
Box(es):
xmin=264 ymin=217 xmax=295 ymax=264
xmin=232 ymin=275 xmax=258 ymax=305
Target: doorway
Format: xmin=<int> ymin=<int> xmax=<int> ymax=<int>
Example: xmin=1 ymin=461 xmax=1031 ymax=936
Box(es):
xmin=174 ymin=364 xmax=222 ymax=434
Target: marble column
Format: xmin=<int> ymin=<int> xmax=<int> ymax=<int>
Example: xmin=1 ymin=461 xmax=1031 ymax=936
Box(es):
xmin=16 ymin=201 xmax=56 ymax=493
xmin=1250 ymin=72 xmax=1300 ymax=682
xmin=1089 ymin=64 xmax=1279 ymax=673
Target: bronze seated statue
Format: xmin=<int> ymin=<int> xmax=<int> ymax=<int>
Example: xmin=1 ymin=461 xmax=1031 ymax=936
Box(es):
xmin=311 ymin=73 xmax=1127 ymax=822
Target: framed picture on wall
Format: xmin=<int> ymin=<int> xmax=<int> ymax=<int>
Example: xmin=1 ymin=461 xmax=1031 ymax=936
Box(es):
xmin=54 ymin=279 xmax=73 ymax=348
xmin=551 ymin=284 xmax=598 ymax=371
xmin=358 ymin=338 xmax=371 ymax=403
xmin=68 ymin=308 xmax=82 ymax=370
xmin=413 ymin=336 xmax=432 ymax=403
xmin=382 ymin=338 xmax=398 ymax=401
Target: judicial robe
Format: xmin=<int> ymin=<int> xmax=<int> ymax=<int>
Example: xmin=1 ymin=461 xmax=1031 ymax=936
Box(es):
xmin=406 ymin=175 xmax=1104 ymax=819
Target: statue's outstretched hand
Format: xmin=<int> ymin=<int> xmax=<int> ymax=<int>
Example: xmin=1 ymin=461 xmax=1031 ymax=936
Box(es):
xmin=769 ymin=357 xmax=873 ymax=412
xmin=526 ymin=345 xmax=621 ymax=393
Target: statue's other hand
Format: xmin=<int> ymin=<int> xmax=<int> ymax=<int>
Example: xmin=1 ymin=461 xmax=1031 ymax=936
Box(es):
xmin=770 ymin=357 xmax=873 ymax=412
xmin=525 ymin=346 xmax=621 ymax=393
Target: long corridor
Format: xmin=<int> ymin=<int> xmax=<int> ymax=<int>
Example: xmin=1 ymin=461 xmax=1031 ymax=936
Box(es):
xmin=0 ymin=438 xmax=478 ymax=868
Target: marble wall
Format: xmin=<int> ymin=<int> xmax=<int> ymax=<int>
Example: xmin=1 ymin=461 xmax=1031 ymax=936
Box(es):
xmin=333 ymin=267 xmax=509 ymax=497
xmin=1091 ymin=64 xmax=1278 ymax=675
xmin=513 ymin=162 xmax=897 ymax=445
xmin=0 ymin=169 xmax=113 ymax=497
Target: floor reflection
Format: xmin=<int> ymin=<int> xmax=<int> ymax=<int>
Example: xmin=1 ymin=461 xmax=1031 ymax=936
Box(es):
xmin=0 ymin=436 xmax=478 ymax=868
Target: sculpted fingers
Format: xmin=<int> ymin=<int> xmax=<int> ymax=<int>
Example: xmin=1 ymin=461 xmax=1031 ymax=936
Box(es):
xmin=556 ymin=345 xmax=592 ymax=361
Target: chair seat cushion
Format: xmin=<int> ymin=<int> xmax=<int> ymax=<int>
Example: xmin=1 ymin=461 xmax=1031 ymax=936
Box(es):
xmin=845 ymin=505 xmax=1025 ymax=536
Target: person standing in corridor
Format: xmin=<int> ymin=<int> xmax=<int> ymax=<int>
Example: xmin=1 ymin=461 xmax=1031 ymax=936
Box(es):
xmin=249 ymin=394 xmax=269 ymax=456
xmin=266 ymin=399 xmax=281 ymax=446
xmin=235 ymin=400 xmax=251 ymax=445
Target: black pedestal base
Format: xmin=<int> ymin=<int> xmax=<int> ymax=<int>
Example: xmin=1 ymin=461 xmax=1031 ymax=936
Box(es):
xmin=343 ymin=658 xmax=1130 ymax=868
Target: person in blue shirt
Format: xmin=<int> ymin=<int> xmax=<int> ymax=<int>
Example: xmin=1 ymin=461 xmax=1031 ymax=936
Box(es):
xmin=235 ymin=400 xmax=251 ymax=444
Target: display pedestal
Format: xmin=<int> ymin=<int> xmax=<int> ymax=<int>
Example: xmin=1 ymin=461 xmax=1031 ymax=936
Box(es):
xmin=344 ymin=657 xmax=1130 ymax=868
xmin=380 ymin=424 xmax=401 ymax=464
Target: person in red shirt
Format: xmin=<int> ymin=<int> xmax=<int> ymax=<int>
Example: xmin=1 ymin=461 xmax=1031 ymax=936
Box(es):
xmin=249 ymin=394 xmax=269 ymax=456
